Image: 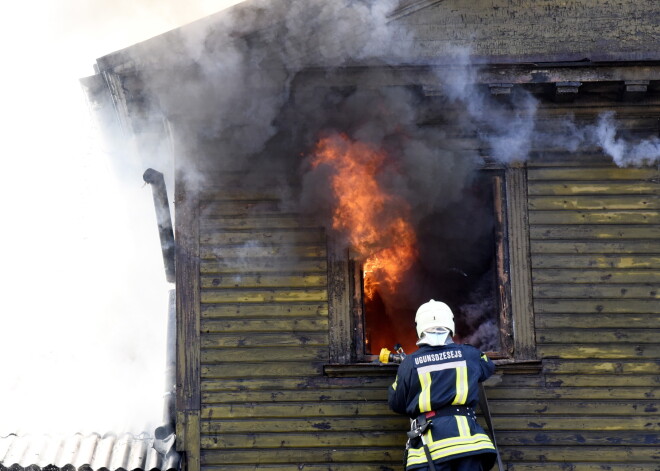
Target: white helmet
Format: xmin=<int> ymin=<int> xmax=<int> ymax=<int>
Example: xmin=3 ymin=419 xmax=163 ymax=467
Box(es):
xmin=415 ymin=300 xmax=455 ymax=337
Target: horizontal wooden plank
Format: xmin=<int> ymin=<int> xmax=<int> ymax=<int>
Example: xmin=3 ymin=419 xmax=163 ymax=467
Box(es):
xmin=200 ymin=273 xmax=327 ymax=289
xmin=499 ymin=445 xmax=659 ymax=462
xmin=198 ymin=190 xmax=279 ymax=201
xmin=202 ymin=362 xmax=323 ymax=379
xmin=200 ymin=415 xmax=659 ymax=434
xmin=202 ymin=388 xmax=389 ymax=404
xmin=531 ymin=254 xmax=660 ymax=269
xmin=201 ymin=288 xmax=328 ymax=304
xmin=530 ymin=240 xmax=660 ymax=254
xmin=527 ymin=181 xmax=660 ymax=196
xmin=200 ymin=245 xmax=326 ymax=259
xmin=529 ymin=210 xmax=660 ymax=224
xmin=538 ymin=345 xmax=660 ymax=360
xmin=200 ymin=258 xmax=327 ymax=274
xmin=536 ymin=328 xmax=659 ymax=344
xmin=532 ymin=269 xmax=660 ymax=284
xmin=496 ymin=431 xmax=660 ymax=446
xmin=201 ymin=346 xmax=328 ymax=363
xmin=201 ymin=303 xmax=328 ymax=318
xmin=533 ymin=284 xmax=659 ymax=299
xmin=543 ymin=360 xmax=660 ymax=374
xmin=198 ymin=445 xmax=660 ymax=465
xmin=201 ymin=466 xmax=402 ymax=471
xmin=201 ymin=216 xmax=320 ymax=230
xmin=544 ymin=374 xmax=659 ymax=388
xmin=202 ymin=464 xmax=658 ymax=471
xmin=201 ymin=402 xmax=392 ymax=419
xmin=199 ymin=200 xmax=283 ymax=217
xmin=528 ymin=195 xmax=660 ymax=210
xmin=201 ymin=332 xmax=328 ymax=348
xmin=536 ymin=313 xmax=660 ymax=329
xmin=535 ymin=299 xmax=660 ymax=313
xmin=201 ymin=376 xmax=394 ymax=392
xmin=485 ymin=387 xmax=659 ymax=400
xmin=201 ymin=417 xmax=408 ymax=434
xmin=201 ymin=448 xmax=403 ymax=465
xmin=508 ymin=464 xmax=659 ymax=471
xmin=201 ymin=318 xmax=328 ymax=333
xmin=527 ymin=167 xmax=659 ymax=181
xmin=200 ymin=230 xmax=325 ymax=246
xmin=201 ymin=431 xmax=402 ymax=449
xmin=529 ymin=225 xmax=660 ymax=240
xmin=488 ymin=400 xmax=658 ymax=416
xmin=492 ymin=415 xmax=660 ymax=431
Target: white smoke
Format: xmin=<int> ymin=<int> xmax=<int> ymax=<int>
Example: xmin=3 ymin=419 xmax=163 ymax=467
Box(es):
xmin=1 ymin=0 xmax=244 ymax=438
xmin=439 ymin=48 xmax=659 ymax=167
xmin=440 ymin=47 xmax=538 ymax=163
xmin=593 ymin=112 xmax=660 ymax=166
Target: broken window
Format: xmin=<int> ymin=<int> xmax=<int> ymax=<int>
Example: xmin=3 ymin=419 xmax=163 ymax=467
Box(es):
xmin=357 ymin=170 xmax=512 ymax=358
xmin=327 ymin=166 xmax=536 ymax=367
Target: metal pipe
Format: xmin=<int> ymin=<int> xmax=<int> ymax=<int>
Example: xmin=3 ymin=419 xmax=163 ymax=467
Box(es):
xmin=143 ymin=168 xmax=175 ymax=283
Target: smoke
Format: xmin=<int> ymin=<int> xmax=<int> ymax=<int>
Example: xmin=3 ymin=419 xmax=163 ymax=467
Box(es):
xmin=1 ymin=0 xmax=249 ymax=438
xmin=591 ymin=112 xmax=660 ymax=166
xmin=441 ymin=48 xmax=660 ymax=167
xmin=134 ymin=0 xmax=411 ymax=185
xmin=83 ymin=1 xmax=658 ymax=360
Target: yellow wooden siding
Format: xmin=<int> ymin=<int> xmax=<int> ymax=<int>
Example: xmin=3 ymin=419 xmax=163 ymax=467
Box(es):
xmin=197 ymin=197 xmax=406 ymax=468
xmin=196 ymin=161 xmax=659 ymax=470
xmin=524 ymin=161 xmax=660 ymax=468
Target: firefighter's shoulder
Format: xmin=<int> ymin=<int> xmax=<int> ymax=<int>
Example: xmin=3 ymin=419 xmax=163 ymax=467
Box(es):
xmin=456 ymin=343 xmax=489 ymax=359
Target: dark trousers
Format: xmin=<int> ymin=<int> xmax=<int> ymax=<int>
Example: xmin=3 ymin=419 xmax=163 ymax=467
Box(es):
xmin=417 ymin=455 xmax=484 ymax=471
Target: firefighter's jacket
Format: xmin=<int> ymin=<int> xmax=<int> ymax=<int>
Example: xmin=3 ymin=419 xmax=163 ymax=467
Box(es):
xmin=388 ymin=343 xmax=497 ymax=470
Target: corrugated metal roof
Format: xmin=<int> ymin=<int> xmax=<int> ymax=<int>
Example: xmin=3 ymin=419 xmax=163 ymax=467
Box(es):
xmin=0 ymin=433 xmax=179 ymax=471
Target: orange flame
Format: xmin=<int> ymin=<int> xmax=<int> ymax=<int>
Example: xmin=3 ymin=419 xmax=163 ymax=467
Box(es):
xmin=311 ymin=133 xmax=417 ymax=298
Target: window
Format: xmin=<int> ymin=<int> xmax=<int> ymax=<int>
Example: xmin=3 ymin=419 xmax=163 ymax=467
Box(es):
xmin=327 ymin=164 xmax=536 ymax=368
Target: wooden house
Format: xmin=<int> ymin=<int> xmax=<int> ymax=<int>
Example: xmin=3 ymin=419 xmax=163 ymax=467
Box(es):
xmin=83 ymin=1 xmax=659 ymax=469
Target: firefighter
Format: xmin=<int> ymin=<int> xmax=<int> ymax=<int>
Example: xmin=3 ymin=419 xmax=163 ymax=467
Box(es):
xmin=388 ymin=300 xmax=497 ymax=471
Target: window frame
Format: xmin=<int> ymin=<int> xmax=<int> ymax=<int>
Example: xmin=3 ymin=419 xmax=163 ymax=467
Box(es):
xmin=326 ymin=163 xmax=537 ymax=370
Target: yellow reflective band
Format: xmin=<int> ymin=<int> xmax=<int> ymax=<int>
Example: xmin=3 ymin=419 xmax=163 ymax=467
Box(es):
xmin=406 ymin=434 xmax=495 ymax=466
xmin=451 ymin=365 xmax=468 ymax=405
xmin=455 ymin=415 xmax=470 ymax=437
xmin=392 ymin=377 xmax=398 ymax=391
xmin=418 ymin=371 xmax=432 ymax=412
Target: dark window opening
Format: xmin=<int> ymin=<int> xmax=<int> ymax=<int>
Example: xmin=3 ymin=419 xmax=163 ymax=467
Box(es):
xmin=360 ymin=171 xmax=511 ymax=358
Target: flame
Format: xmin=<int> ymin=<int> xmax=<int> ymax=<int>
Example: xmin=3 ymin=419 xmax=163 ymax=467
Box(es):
xmin=311 ymin=133 xmax=417 ymax=297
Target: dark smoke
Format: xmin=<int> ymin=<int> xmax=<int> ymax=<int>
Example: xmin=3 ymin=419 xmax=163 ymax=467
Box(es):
xmin=123 ymin=1 xmax=658 ymax=353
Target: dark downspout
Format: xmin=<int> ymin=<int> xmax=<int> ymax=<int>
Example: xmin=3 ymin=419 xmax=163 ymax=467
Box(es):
xmin=143 ymin=168 xmax=176 ymax=283
xmin=144 ymin=169 xmax=178 ymax=465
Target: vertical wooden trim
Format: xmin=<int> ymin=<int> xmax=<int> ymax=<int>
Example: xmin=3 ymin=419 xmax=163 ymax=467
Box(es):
xmin=505 ymin=164 xmax=537 ymax=360
xmin=493 ymin=175 xmax=514 ymax=357
xmin=175 ymin=175 xmax=201 ymax=471
xmin=327 ymin=240 xmax=352 ymax=363
xmin=350 ymin=258 xmax=366 ymax=361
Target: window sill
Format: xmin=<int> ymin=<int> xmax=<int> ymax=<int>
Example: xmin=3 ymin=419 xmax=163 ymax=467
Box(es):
xmin=323 ymin=359 xmax=542 ymax=377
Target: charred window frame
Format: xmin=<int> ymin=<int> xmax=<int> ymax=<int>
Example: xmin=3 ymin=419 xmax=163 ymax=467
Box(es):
xmin=326 ymin=164 xmax=536 ymax=369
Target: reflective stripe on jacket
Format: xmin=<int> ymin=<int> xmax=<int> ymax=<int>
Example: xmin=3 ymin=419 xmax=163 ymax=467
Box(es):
xmin=388 ymin=343 xmax=497 ymax=470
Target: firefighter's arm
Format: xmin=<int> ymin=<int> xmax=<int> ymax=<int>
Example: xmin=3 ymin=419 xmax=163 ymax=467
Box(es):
xmin=478 ymin=351 xmax=496 ymax=382
xmin=387 ymin=360 xmax=410 ymax=415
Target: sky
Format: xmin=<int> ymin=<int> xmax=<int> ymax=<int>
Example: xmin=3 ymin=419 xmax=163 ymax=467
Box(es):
xmin=0 ymin=0 xmax=243 ymax=436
